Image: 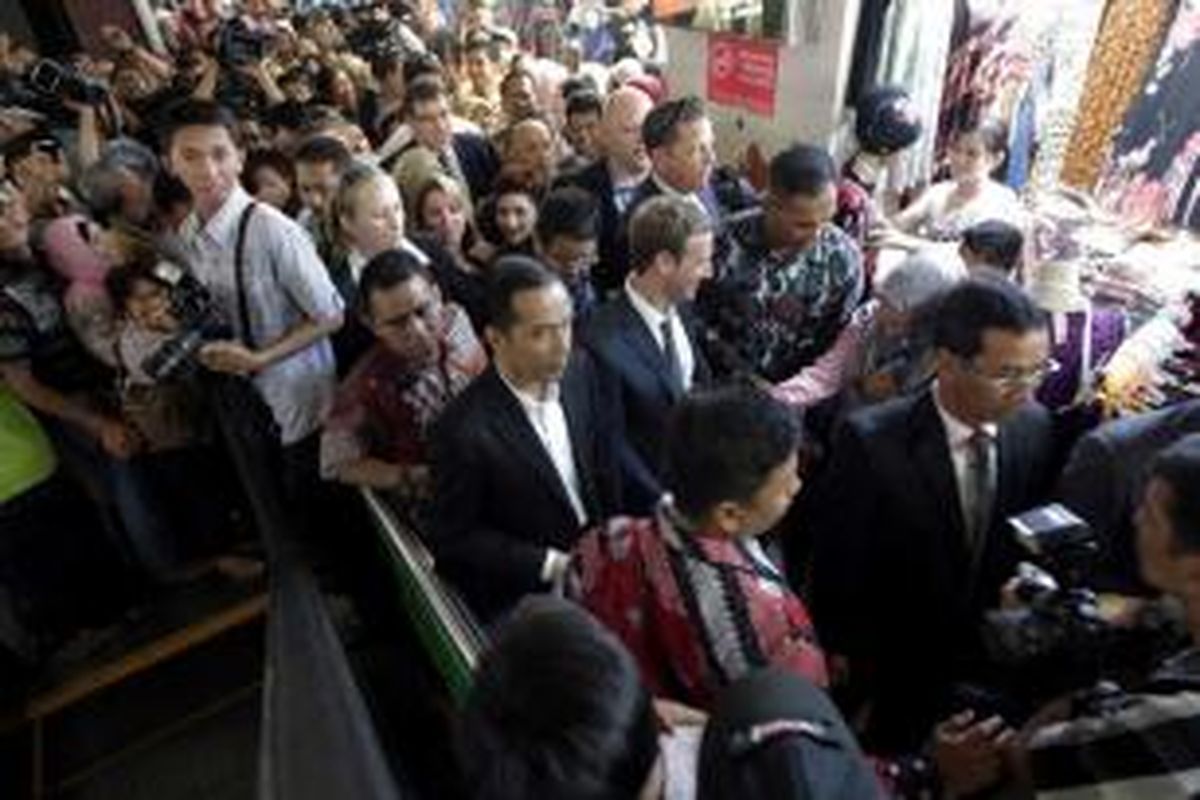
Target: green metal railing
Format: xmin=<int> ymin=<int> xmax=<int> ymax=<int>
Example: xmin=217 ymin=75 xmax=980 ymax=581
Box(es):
xmin=359 ymin=489 xmax=486 ymax=705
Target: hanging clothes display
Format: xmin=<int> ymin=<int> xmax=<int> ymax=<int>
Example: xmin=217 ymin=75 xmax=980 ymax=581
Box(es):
xmin=872 ymin=0 xmax=957 ymax=196
xmin=1094 ymin=0 xmax=1200 ymax=231
xmin=1059 ymin=0 xmax=1177 ymax=191
xmin=1026 ymin=1 xmax=1107 ymax=192
xmin=845 ymin=0 xmax=894 ymax=110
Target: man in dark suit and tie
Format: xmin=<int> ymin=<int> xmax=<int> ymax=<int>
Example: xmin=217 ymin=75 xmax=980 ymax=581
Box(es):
xmin=430 ymin=257 xmax=621 ymax=620
xmin=1057 ymin=399 xmax=1200 ymax=594
xmin=582 ymin=195 xmax=714 ymax=513
xmin=403 ymin=77 xmax=499 ymax=205
xmin=559 ymin=85 xmax=654 ymax=294
xmin=806 ymin=278 xmax=1056 ymax=752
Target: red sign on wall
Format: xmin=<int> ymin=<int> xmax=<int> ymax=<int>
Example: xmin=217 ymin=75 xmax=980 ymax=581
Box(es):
xmin=706 ymin=34 xmax=780 ymax=117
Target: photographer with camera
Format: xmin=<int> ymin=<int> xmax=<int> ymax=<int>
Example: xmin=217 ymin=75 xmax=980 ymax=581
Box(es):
xmin=1010 ymin=435 xmax=1200 ymax=797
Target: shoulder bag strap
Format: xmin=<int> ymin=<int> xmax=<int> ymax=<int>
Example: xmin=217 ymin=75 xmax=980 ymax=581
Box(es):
xmin=234 ymin=202 xmax=259 ymax=349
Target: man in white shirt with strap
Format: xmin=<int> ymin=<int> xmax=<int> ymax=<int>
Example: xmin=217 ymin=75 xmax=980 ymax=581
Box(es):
xmin=164 ymin=100 xmax=343 ymax=538
xmin=431 ymin=257 xmax=621 ymax=619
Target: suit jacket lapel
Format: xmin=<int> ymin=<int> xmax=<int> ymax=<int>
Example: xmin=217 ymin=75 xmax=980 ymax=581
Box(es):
xmin=560 ymin=360 xmax=600 ymax=518
xmin=483 ymin=369 xmax=578 ymax=518
xmin=908 ymin=393 xmax=969 ymax=562
xmin=616 ymin=296 xmax=683 ymax=401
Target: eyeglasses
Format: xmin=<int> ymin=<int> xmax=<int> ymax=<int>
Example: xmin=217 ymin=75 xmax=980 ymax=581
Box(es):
xmin=961 ymin=357 xmax=1061 ymax=389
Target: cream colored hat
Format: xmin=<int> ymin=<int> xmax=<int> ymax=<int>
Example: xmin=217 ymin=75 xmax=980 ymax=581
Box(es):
xmin=1029 ymin=261 xmax=1089 ymax=314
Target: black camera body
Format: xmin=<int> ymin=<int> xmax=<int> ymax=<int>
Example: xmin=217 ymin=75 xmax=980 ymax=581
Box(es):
xmin=28 ymin=59 xmax=109 ymax=106
xmin=140 ymin=260 xmax=230 ymax=382
xmin=217 ymin=20 xmax=273 ymax=68
xmin=981 ymin=504 xmax=1186 ymax=708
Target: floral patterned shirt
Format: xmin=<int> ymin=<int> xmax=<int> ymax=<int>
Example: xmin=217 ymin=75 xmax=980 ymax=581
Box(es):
xmin=697 ymin=210 xmax=864 ymax=382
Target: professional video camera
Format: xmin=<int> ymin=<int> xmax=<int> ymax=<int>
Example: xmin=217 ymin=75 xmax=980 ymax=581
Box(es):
xmin=217 ymin=19 xmax=274 ymax=68
xmin=140 ymin=259 xmax=230 ymax=382
xmin=28 ymin=59 xmax=109 ymax=106
xmin=981 ymin=504 xmax=1186 ymax=707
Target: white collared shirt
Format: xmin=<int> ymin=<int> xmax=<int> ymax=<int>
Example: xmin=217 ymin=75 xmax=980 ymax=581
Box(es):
xmin=498 ymin=371 xmax=589 ymax=528
xmin=651 ymin=173 xmax=710 ymax=221
xmin=932 ymin=382 xmax=998 ymax=533
xmin=180 ymin=186 xmax=343 ymax=445
xmin=624 ymin=278 xmax=696 ymax=391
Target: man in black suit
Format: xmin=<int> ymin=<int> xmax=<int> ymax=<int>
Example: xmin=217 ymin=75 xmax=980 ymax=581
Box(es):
xmin=403 ymin=77 xmax=499 ymax=205
xmin=627 ymin=96 xmax=721 ymax=222
xmin=806 ymin=278 xmax=1055 ymax=752
xmin=1057 ymin=399 xmax=1200 ymax=594
xmin=583 ymin=195 xmax=714 ymax=513
xmin=430 ymin=257 xmax=620 ymax=619
xmin=560 ymin=85 xmax=654 ymax=293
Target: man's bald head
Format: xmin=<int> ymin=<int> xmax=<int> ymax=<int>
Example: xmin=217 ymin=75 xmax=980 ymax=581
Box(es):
xmin=502 ymin=117 xmax=557 ymax=185
xmin=602 ymin=87 xmax=654 ymax=177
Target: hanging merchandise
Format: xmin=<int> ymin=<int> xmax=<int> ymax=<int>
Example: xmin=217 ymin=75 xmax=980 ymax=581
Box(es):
xmin=872 ymin=0 xmax=957 ymax=196
xmin=1094 ymin=1 xmax=1200 ymax=232
xmin=1059 ymin=0 xmax=1177 ymax=191
xmin=1026 ymin=1 xmax=1107 ymax=192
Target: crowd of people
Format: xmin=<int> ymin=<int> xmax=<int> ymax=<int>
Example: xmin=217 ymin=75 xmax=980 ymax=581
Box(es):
xmin=3 ymin=1 xmax=1200 ymax=797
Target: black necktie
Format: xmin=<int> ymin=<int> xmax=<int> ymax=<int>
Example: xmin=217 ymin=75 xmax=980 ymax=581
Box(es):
xmin=965 ymin=430 xmax=995 ymax=552
xmin=661 ymin=318 xmax=684 ymax=394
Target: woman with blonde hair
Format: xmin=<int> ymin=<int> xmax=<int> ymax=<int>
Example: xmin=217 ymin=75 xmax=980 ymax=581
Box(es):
xmin=411 ymin=174 xmax=492 ymax=330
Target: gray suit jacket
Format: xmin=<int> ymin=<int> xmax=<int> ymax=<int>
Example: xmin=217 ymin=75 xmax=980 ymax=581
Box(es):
xmin=1056 ymin=400 xmax=1200 ymax=593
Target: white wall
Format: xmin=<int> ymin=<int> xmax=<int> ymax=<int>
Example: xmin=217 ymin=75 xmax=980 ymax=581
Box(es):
xmin=660 ymin=0 xmax=862 ymax=163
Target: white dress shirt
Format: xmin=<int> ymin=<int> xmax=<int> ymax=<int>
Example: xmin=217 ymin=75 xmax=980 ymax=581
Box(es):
xmin=652 ymin=173 xmax=710 ymax=221
xmin=498 ymin=372 xmax=589 ymax=527
xmin=933 ymin=383 xmax=998 ymax=538
xmin=624 ymin=279 xmax=697 ymax=391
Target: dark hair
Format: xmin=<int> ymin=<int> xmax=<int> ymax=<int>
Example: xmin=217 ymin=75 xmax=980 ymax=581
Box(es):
xmin=962 ymin=219 xmax=1024 ymax=275
xmin=1148 ymin=434 xmax=1200 ymax=552
xmin=565 ymin=90 xmax=603 ymax=120
xmin=562 ymin=74 xmax=599 ymax=101
xmin=500 ymin=65 xmax=535 ymax=95
xmin=403 ymin=52 xmax=445 ymax=86
xmin=956 ymin=119 xmax=1008 ymax=157
xmin=535 ymin=186 xmax=598 ymax=245
xmin=492 ymin=174 xmax=541 ymax=203
xmin=933 ymin=278 xmax=1047 ymax=360
xmin=855 ymin=85 xmax=922 ymax=156
xmin=370 ymin=51 xmax=406 ymax=82
xmin=698 ymin=669 xmax=878 ymax=800
xmin=358 ymin=248 xmax=434 ymax=318
xmin=159 ymin=100 xmax=240 ymax=152
xmin=664 ymin=387 xmax=801 ymax=520
xmin=458 ymin=598 xmax=660 ymax=800
xmin=241 ymin=148 xmax=295 ymax=195
xmin=769 ymin=143 xmax=836 ymax=198
xmin=486 ymin=255 xmax=562 ymax=331
xmin=642 ymin=95 xmax=706 ymax=150
xmin=316 ymin=64 xmax=358 ymax=108
xmin=404 ymin=75 xmax=448 ymax=117
xmin=294 ymin=135 xmax=354 ymax=170
xmin=463 ymin=30 xmax=492 ymax=55
xmin=2 ymin=129 xmax=62 ymax=168
xmin=628 ymin=195 xmax=711 ymax=273
xmin=105 ymin=260 xmax=171 ymax=311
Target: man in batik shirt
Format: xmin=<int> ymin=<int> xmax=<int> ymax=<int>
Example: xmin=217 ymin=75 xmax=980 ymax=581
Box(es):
xmin=320 ymin=250 xmax=487 ymax=518
xmin=568 ymin=387 xmax=827 ymax=710
xmin=698 ymin=143 xmax=863 ymax=382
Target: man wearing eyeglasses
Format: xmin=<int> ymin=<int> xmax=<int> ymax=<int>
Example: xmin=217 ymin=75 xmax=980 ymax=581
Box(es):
xmin=320 ymin=250 xmax=486 ymax=518
xmin=805 ymin=278 xmax=1055 ymax=755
